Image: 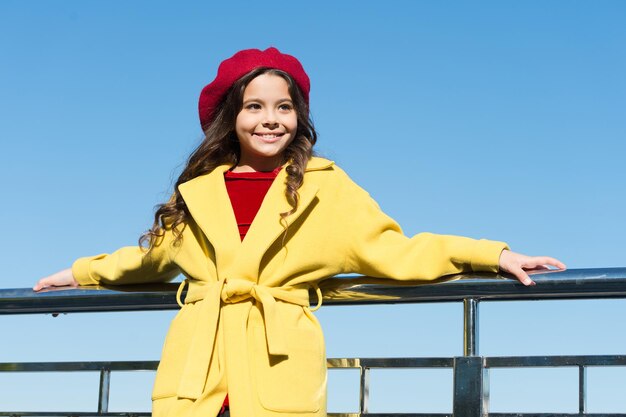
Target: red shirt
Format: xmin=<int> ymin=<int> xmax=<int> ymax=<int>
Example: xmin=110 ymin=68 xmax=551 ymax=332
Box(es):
xmin=224 ymin=167 xmax=281 ymax=241
xmin=220 ymin=166 xmax=281 ymax=412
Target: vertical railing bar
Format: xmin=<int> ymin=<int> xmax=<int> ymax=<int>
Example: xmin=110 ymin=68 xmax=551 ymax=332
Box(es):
xmin=482 ymin=357 xmax=490 ymax=416
xmin=453 ymin=356 xmax=487 ymax=417
xmin=359 ymin=366 xmax=370 ymax=414
xmin=463 ymin=298 xmax=479 ymax=356
xmin=579 ymin=365 xmax=587 ymax=414
xmin=98 ymin=368 xmax=111 ymax=413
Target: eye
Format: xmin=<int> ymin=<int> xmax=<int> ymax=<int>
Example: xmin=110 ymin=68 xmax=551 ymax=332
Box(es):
xmin=245 ymin=103 xmax=262 ymax=111
xmin=278 ymin=102 xmax=294 ymax=111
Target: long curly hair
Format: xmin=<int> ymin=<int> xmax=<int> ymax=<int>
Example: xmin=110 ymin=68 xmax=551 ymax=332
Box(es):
xmin=139 ymin=67 xmax=318 ymax=251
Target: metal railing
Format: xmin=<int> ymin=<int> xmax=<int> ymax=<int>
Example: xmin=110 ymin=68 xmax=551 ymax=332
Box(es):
xmin=2 ymin=267 xmax=626 ymax=417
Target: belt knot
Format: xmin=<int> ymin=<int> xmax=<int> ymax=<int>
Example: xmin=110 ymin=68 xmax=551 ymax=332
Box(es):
xmin=174 ymin=277 xmax=323 ymax=400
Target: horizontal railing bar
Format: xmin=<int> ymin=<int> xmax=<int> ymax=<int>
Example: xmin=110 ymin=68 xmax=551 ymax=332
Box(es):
xmin=360 ymin=357 xmax=454 ymax=368
xmin=327 ymin=357 xmax=454 ymax=368
xmin=0 ymin=285 xmax=179 ymax=315
xmin=486 ymin=355 xmax=626 ymax=367
xmin=1 ymin=357 xmax=455 ymax=373
xmin=5 ymin=413 xmax=626 ymax=417
xmin=327 ymin=358 xmax=361 ymax=368
xmin=5 ymin=354 xmax=626 ymax=373
xmin=490 ymin=414 xmax=626 ymax=417
xmin=334 ymin=414 xmax=452 ymax=417
xmin=3 ymin=268 xmax=626 ymax=315
xmin=0 ymin=410 xmax=455 ymax=417
xmin=0 ymin=361 xmax=159 ymax=372
xmin=3 ymin=355 xmax=626 ymax=415
xmin=0 ymin=414 xmax=151 ymax=417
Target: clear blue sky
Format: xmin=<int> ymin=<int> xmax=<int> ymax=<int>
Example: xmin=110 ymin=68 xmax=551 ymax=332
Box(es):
xmin=1 ymin=0 xmax=625 ymax=413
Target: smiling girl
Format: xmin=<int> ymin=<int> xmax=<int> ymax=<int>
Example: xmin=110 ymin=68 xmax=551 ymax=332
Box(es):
xmin=34 ymin=47 xmax=565 ymax=417
xmin=234 ymin=72 xmax=298 ymax=172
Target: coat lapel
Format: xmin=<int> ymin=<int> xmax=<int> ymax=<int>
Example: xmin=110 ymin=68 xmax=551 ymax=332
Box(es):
xmin=178 ymin=157 xmax=335 ymax=281
xmin=234 ymin=157 xmax=334 ymax=280
xmin=178 ymin=164 xmax=241 ymax=272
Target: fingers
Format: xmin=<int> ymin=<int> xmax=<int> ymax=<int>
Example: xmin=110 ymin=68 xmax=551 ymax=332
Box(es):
xmin=510 ymin=266 xmax=536 ymax=286
xmin=542 ymin=257 xmax=565 ymax=269
xmin=524 ymin=256 xmax=566 ymax=270
xmin=498 ymin=250 xmax=563 ymax=286
xmin=33 ymin=277 xmax=54 ymax=291
xmin=33 ymin=275 xmax=66 ymax=291
xmin=32 ymin=269 xmax=78 ymax=292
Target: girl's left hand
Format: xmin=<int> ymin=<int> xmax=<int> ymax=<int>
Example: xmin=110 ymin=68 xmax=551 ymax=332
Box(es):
xmin=498 ymin=249 xmax=566 ymax=286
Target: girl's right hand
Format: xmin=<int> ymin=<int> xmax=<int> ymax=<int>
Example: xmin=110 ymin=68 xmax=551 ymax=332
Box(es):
xmin=33 ymin=268 xmax=79 ymax=291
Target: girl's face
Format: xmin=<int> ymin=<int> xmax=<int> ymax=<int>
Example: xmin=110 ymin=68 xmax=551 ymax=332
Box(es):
xmin=234 ymin=73 xmax=297 ymax=172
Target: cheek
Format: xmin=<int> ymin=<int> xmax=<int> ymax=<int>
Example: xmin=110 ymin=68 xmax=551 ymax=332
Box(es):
xmin=235 ymin=113 xmax=255 ymax=138
xmin=235 ymin=113 xmax=246 ymax=132
xmin=287 ymin=116 xmax=298 ymax=133
xmin=234 ymin=118 xmax=247 ymax=143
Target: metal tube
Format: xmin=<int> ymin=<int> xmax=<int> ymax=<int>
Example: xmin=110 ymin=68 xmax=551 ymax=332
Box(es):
xmin=98 ymin=368 xmax=111 ymax=413
xmin=6 ymin=268 xmax=626 ymax=316
xmin=359 ymin=366 xmax=370 ymax=414
xmin=464 ymin=298 xmax=479 ymax=356
xmin=579 ymin=365 xmax=587 ymax=413
xmin=453 ymin=356 xmax=488 ymax=417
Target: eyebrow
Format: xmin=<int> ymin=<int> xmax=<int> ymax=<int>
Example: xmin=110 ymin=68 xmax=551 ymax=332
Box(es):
xmin=243 ymin=97 xmax=293 ymax=104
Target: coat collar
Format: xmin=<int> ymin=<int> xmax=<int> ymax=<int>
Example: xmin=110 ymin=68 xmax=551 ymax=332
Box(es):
xmin=178 ymin=157 xmax=334 ymax=280
xmin=304 ymin=156 xmax=334 ymax=172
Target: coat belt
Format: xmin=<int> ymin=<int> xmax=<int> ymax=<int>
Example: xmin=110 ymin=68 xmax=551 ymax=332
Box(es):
xmin=174 ymin=278 xmax=323 ymax=400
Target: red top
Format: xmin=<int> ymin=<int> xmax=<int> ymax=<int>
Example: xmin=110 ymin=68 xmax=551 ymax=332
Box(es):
xmin=220 ymin=166 xmax=281 ymax=412
xmin=224 ymin=167 xmax=281 ymax=241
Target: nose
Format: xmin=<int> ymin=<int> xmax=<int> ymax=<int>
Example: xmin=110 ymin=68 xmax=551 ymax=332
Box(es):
xmin=262 ymin=110 xmax=279 ymax=128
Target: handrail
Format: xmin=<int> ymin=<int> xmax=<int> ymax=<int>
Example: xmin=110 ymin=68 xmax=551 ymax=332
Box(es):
xmin=3 ymin=267 xmax=626 ymax=417
xmin=2 ymin=268 xmax=626 ymax=315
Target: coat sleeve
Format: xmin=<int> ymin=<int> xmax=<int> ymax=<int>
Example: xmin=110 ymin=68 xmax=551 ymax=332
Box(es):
xmin=334 ymin=168 xmax=509 ymax=281
xmin=71 ymin=231 xmax=181 ymax=286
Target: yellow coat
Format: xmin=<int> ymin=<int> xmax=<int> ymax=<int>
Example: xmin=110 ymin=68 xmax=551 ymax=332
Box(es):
xmin=72 ymin=157 xmax=507 ymax=417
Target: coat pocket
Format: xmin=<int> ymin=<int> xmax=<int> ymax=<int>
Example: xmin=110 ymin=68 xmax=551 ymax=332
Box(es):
xmin=253 ymin=325 xmax=326 ymax=413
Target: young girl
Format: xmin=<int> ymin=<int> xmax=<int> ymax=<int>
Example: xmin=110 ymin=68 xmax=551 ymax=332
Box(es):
xmin=34 ymin=47 xmax=565 ymax=417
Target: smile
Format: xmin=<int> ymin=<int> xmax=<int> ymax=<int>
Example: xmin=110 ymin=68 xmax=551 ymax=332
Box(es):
xmin=253 ymin=133 xmax=284 ymax=141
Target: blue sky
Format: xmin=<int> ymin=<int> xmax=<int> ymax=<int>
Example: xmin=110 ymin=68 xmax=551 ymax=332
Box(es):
xmin=1 ymin=0 xmax=625 ymax=413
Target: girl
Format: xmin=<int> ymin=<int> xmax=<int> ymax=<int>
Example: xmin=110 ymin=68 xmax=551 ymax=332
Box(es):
xmin=34 ymin=47 xmax=565 ymax=417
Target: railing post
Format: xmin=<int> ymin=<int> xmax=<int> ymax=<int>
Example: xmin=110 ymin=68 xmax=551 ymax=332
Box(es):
xmin=579 ymin=365 xmax=587 ymax=413
xmin=359 ymin=366 xmax=370 ymax=414
xmin=463 ymin=298 xmax=479 ymax=356
xmin=457 ymin=298 xmax=488 ymax=416
xmin=98 ymin=368 xmax=111 ymax=413
xmin=453 ymin=356 xmax=489 ymax=417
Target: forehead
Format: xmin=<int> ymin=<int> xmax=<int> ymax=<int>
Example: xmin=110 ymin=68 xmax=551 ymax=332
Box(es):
xmin=243 ymin=73 xmax=292 ymax=99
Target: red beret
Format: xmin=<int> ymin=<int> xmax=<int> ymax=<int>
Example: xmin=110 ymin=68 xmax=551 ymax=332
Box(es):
xmin=198 ymin=47 xmax=310 ymax=130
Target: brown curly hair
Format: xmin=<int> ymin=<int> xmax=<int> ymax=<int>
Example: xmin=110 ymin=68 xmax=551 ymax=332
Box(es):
xmin=139 ymin=67 xmax=318 ymax=251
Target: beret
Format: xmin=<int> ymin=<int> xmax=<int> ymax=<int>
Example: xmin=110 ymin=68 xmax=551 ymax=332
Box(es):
xmin=198 ymin=47 xmax=310 ymax=130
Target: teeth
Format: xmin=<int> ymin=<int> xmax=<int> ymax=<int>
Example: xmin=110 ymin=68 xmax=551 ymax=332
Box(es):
xmin=258 ymin=134 xmax=279 ymax=139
